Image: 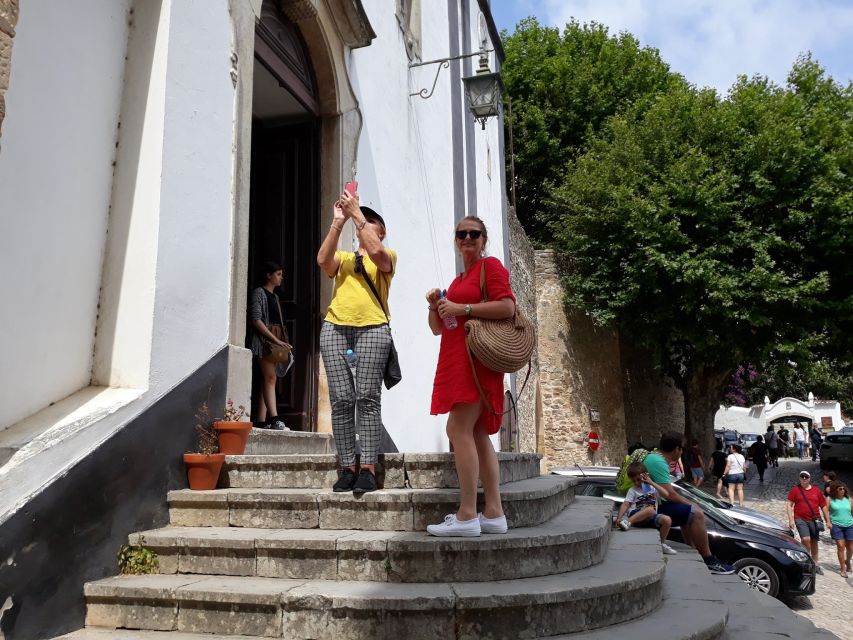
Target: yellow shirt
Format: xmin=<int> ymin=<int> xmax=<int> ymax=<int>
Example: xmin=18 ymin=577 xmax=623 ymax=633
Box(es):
xmin=325 ymin=249 xmax=397 ymax=327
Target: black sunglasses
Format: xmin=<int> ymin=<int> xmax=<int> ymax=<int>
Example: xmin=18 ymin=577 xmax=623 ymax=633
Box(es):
xmin=354 ymin=254 xmax=364 ymax=274
xmin=455 ymin=229 xmax=482 ymax=240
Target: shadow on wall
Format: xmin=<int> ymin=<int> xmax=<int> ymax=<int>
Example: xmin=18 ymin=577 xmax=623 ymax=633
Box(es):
xmin=0 ymin=349 xmax=228 ymax=640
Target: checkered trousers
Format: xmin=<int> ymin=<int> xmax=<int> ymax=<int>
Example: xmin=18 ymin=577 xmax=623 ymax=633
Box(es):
xmin=319 ymin=321 xmax=392 ymax=466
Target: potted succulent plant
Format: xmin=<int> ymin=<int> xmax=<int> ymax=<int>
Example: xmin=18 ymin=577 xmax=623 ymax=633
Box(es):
xmin=183 ymin=400 xmax=225 ymax=490
xmin=213 ymin=400 xmax=251 ymax=455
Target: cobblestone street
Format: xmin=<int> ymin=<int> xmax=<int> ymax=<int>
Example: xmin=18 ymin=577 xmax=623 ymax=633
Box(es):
xmin=703 ymin=456 xmax=853 ymax=639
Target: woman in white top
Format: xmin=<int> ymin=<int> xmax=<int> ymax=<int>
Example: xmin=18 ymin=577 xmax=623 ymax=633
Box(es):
xmin=722 ymin=444 xmax=748 ymax=506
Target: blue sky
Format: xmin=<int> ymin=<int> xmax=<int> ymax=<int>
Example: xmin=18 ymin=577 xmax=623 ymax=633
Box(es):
xmin=491 ymin=0 xmax=853 ymax=94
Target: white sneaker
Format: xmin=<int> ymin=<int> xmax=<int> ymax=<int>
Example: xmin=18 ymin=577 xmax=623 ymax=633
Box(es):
xmin=426 ymin=514 xmax=481 ymax=537
xmin=618 ymin=519 xmax=631 ymax=531
xmin=478 ymin=513 xmax=508 ymax=534
xmin=661 ymin=543 xmax=678 ymax=555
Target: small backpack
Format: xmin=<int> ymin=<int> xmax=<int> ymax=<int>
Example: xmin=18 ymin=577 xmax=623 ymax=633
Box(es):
xmin=616 ymin=448 xmax=650 ymax=495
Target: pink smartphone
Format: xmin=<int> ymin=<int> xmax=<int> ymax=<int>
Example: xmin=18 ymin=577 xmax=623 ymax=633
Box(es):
xmin=344 ymin=180 xmax=358 ymax=196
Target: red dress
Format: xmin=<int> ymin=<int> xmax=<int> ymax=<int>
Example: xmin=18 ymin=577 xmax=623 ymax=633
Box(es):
xmin=430 ymin=257 xmax=516 ymax=434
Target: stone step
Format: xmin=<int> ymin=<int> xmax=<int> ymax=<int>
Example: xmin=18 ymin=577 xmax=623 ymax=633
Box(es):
xmin=83 ymin=530 xmax=664 ymax=639
xmin=245 ymin=430 xmax=334 ymax=455
xmin=168 ymin=474 xmax=575 ymax=531
xmin=547 ymin=545 xmax=730 ymax=640
xmin=131 ymin=497 xmax=611 ymax=583
xmin=220 ymin=452 xmax=542 ymax=490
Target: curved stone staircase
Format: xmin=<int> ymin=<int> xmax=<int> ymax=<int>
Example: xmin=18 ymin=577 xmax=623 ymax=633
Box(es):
xmin=51 ymin=431 xmax=835 ymax=640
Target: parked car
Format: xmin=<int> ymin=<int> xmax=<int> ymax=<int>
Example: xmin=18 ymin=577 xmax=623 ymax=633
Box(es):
xmin=714 ymin=429 xmax=742 ymax=451
xmin=820 ymin=430 xmax=853 ymax=470
xmin=740 ymin=433 xmax=761 ymax=459
xmin=553 ymin=467 xmax=814 ymax=598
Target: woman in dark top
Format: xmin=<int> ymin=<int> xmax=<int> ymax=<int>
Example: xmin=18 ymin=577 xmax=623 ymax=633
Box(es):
xmin=709 ymin=444 xmax=728 ymax=499
xmin=248 ymin=261 xmax=291 ymax=430
xmin=750 ymin=435 xmax=768 ymax=482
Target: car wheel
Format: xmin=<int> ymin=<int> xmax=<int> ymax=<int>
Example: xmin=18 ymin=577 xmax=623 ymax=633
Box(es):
xmin=733 ymin=558 xmax=779 ymax=597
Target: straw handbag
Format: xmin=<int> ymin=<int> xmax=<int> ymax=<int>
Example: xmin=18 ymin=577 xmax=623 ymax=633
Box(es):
xmin=465 ymin=262 xmax=535 ymax=414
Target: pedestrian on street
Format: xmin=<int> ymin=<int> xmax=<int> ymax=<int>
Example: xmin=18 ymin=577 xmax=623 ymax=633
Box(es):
xmin=794 ymin=423 xmax=807 ymax=459
xmin=778 ymin=426 xmax=790 ymax=458
xmin=827 ymin=481 xmax=853 ymax=578
xmin=809 ymin=424 xmax=823 ymax=462
xmin=687 ymin=439 xmax=705 ymax=488
xmin=823 ymin=471 xmax=837 ymax=497
xmin=709 ymin=443 xmax=728 ymax=499
xmin=766 ymin=426 xmax=779 ymax=467
xmin=317 ymin=192 xmax=397 ymax=494
xmin=722 ymin=444 xmax=747 ymax=506
xmin=787 ymin=470 xmax=831 ymax=574
xmin=750 ymin=435 xmax=768 ymax=483
xmin=425 ymin=216 xmax=516 ymax=537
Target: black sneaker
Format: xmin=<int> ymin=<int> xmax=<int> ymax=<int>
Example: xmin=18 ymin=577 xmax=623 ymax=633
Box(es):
xmin=704 ymin=556 xmax=736 ymax=575
xmin=333 ymin=468 xmax=357 ymax=492
xmin=352 ymin=468 xmax=377 ymax=494
xmin=267 ymin=419 xmax=289 ymax=431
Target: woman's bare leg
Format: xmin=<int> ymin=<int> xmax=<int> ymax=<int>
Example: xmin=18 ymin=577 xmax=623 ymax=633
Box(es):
xmin=446 ymin=403 xmax=482 ymax=521
xmin=473 ymin=419 xmax=503 ymax=519
xmin=836 ymin=540 xmax=847 ymax=575
xmin=727 ymin=482 xmax=735 ymax=504
xmin=259 ymin=359 xmax=278 ymax=419
xmin=737 ymin=484 xmax=745 ymax=506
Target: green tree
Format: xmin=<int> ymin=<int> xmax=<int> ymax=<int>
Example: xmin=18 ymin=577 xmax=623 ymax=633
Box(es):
xmin=548 ymin=59 xmax=851 ymax=448
xmin=502 ymin=18 xmax=681 ymax=239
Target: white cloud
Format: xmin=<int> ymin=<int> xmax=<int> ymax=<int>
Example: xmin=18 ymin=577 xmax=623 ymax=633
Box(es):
xmin=541 ymin=0 xmax=853 ymax=92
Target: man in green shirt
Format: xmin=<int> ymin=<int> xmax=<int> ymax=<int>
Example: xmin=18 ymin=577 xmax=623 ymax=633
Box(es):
xmin=644 ymin=432 xmax=735 ymax=575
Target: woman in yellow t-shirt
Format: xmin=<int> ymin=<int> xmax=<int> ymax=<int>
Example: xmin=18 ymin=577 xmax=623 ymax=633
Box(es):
xmin=316 ymin=190 xmax=396 ymax=494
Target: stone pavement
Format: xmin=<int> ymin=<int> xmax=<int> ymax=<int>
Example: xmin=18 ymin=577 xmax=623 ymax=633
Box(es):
xmin=703 ymin=457 xmax=853 ymax=640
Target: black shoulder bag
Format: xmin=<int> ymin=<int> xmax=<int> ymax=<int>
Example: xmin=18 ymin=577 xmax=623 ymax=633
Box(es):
xmin=357 ymin=260 xmax=402 ymax=390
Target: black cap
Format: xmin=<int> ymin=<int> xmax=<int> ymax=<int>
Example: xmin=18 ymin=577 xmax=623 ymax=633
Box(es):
xmin=360 ymin=206 xmax=385 ymax=230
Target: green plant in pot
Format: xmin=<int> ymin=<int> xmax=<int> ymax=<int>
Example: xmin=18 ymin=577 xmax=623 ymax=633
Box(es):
xmin=213 ymin=399 xmax=252 ymax=455
xmin=183 ymin=400 xmax=225 ymax=490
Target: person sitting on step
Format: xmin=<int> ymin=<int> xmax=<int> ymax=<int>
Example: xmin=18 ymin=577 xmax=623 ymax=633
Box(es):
xmin=642 ymin=432 xmax=736 ymax=575
xmin=615 ymin=461 xmax=678 ymax=556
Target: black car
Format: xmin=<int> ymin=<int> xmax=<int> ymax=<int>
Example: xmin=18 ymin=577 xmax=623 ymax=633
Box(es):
xmin=572 ymin=475 xmax=816 ymax=598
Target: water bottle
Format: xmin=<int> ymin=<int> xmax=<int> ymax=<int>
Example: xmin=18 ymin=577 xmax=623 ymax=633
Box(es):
xmin=344 ymin=348 xmax=358 ymax=371
xmin=440 ymin=290 xmax=458 ymax=330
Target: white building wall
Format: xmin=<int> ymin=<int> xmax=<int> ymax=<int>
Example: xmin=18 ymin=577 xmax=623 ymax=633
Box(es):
xmin=0 ymin=0 xmax=132 ymax=429
xmin=147 ymin=0 xmax=235 ymax=391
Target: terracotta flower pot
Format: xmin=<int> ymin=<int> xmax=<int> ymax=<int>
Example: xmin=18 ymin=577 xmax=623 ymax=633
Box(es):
xmin=183 ymin=453 xmax=225 ymax=490
xmin=213 ymin=420 xmax=252 ymax=455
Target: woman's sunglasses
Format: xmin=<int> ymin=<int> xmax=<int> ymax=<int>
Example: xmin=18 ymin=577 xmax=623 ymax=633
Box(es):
xmin=354 ymin=254 xmax=364 ymax=274
xmin=455 ymin=229 xmax=482 ymax=240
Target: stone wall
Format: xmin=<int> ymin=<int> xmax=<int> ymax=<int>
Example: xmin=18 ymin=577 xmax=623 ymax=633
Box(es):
xmin=507 ymin=207 xmax=539 ymax=454
xmin=620 ymin=341 xmax=685 ymax=448
xmin=0 ymin=0 xmax=19 ymax=145
xmin=535 ymin=250 xmax=627 ymax=468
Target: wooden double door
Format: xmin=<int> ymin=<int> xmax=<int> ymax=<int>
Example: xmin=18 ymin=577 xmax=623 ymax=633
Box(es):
xmin=248 ymin=122 xmax=320 ymax=430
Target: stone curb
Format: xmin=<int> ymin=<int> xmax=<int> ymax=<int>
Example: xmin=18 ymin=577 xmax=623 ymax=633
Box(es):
xmin=167 ymin=475 xmax=576 ymax=531
xmin=130 ymin=498 xmax=612 ymax=583
xmin=83 ymin=529 xmax=664 ymax=639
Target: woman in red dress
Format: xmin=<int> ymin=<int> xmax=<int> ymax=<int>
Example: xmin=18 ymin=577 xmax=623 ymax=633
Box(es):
xmin=424 ymin=216 xmax=516 ymax=537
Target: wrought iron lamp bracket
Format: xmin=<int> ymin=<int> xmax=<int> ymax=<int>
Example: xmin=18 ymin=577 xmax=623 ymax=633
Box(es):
xmin=409 ymin=49 xmax=494 ymax=100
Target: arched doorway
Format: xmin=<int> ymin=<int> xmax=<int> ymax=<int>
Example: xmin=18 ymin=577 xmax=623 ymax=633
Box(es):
xmin=248 ymin=2 xmax=320 ymax=430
